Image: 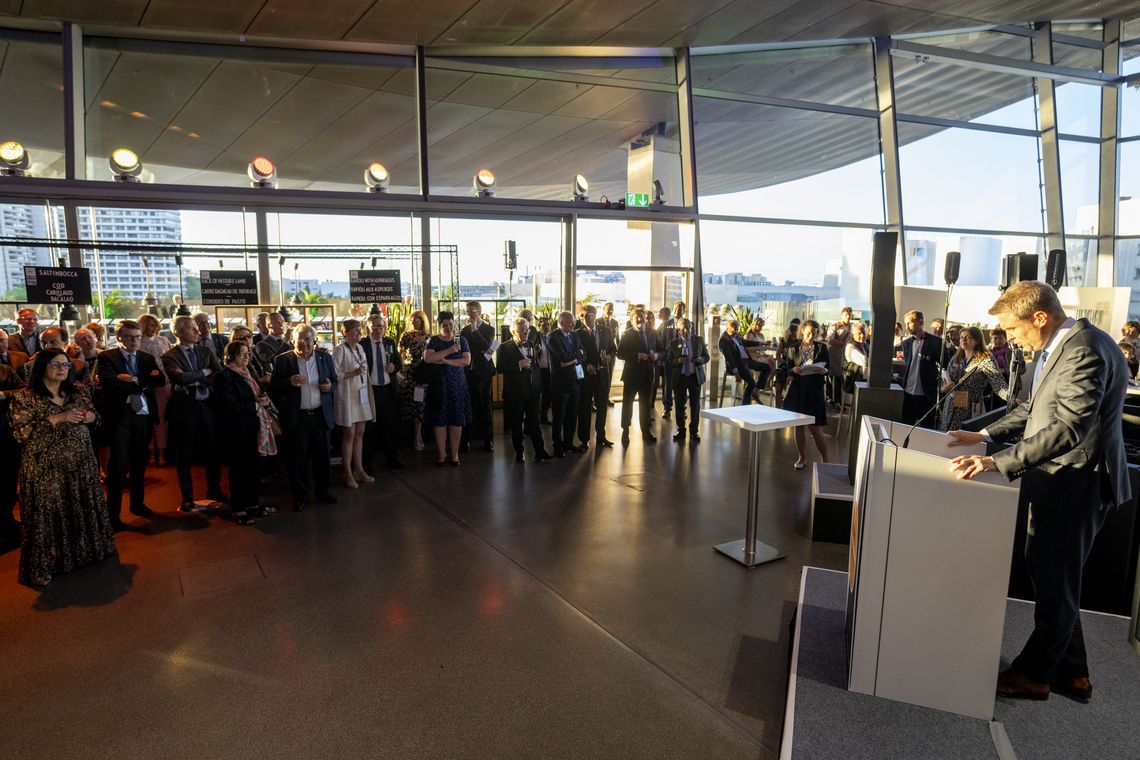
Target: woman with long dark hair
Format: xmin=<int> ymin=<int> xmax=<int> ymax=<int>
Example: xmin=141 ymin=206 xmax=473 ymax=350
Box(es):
xmin=780 ymin=320 xmax=831 ymax=469
xmin=938 ymin=325 xmax=1008 ymax=431
xmin=9 ymin=348 xmax=115 ymax=586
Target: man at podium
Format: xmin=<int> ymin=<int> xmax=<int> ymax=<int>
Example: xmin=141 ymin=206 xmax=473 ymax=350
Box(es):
xmin=947 ymin=281 xmax=1131 ymax=703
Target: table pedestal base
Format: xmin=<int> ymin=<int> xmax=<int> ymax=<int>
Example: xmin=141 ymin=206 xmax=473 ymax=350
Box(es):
xmin=714 ymin=539 xmax=786 ymax=567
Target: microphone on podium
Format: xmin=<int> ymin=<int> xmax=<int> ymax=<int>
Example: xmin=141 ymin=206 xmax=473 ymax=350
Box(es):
xmin=901 ymin=362 xmax=982 ymax=449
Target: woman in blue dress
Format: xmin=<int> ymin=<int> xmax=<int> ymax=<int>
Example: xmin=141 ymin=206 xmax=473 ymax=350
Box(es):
xmin=423 ymin=311 xmax=473 ymax=466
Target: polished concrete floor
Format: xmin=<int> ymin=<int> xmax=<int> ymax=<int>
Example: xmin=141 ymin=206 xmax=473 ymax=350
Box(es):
xmin=0 ymin=399 xmax=850 ymax=759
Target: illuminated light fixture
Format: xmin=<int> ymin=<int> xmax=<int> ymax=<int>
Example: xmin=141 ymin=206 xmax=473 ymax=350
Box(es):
xmin=129 ymin=111 xmax=147 ymax=120
xmin=248 ymin=156 xmax=277 ymax=188
xmin=0 ymin=141 xmax=30 ymax=176
xmin=99 ymin=100 xmax=117 ymax=108
xmin=364 ymin=162 xmax=390 ymax=193
xmin=473 ymin=167 xmax=496 ymax=198
xmin=652 ymin=178 xmax=665 ymax=205
xmin=109 ymin=148 xmax=142 ymax=182
xmin=571 ymin=174 xmax=589 ymax=202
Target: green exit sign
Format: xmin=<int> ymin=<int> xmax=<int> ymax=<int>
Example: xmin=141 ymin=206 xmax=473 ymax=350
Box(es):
xmin=626 ymin=192 xmax=650 ymax=208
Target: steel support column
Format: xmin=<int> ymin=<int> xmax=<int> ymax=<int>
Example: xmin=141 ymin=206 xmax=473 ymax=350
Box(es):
xmin=874 ymin=37 xmax=906 ymax=279
xmin=61 ymin=24 xmax=86 ymax=271
xmin=1033 ymin=22 xmax=1066 ymax=254
xmin=677 ymin=47 xmax=704 ymax=332
xmin=255 ymin=210 xmax=272 ymax=304
xmin=415 ymin=46 xmax=430 ymax=199
xmin=419 ymin=214 xmax=432 ymax=319
xmin=1098 ymin=20 xmax=1123 ymax=286
xmin=562 ymin=214 xmax=576 ymax=311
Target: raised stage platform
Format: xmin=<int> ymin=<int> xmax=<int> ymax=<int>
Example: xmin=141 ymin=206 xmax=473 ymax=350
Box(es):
xmin=782 ymin=567 xmax=1140 ymax=760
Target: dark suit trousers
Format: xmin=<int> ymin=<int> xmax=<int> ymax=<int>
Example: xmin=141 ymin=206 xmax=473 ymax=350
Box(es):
xmin=577 ymin=371 xmax=608 ymax=443
xmin=661 ymin=364 xmax=673 ymax=412
xmin=285 ymin=410 xmax=331 ymax=501
xmin=540 ymin=368 xmax=552 ymax=420
xmin=0 ymin=432 xmax=20 ymax=541
xmin=902 ymin=392 xmax=936 ymax=428
xmin=505 ymin=390 xmax=545 ymax=454
xmin=228 ymin=427 xmax=260 ymax=511
xmin=172 ymin=400 xmax=222 ymax=501
xmin=673 ymin=374 xmax=701 ymax=434
xmin=621 ymin=377 xmax=653 ymax=434
xmin=364 ymin=383 xmax=400 ymax=466
xmin=1012 ymin=467 xmax=1107 ymax=683
xmin=106 ymin=412 xmax=153 ymax=518
xmin=551 ymin=384 xmax=580 ymax=452
xmin=463 ymin=372 xmax=494 ymax=444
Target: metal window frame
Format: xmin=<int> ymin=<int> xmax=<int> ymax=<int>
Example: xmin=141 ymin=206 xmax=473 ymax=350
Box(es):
xmin=1099 ymin=20 xmax=1123 ymax=286
xmin=1033 ymin=21 xmax=1067 ymax=254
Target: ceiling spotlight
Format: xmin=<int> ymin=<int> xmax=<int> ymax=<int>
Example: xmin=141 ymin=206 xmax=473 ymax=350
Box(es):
xmin=653 ymin=179 xmax=665 ymax=205
xmin=571 ymin=174 xmax=589 ymax=202
xmin=248 ymin=156 xmax=277 ymax=188
xmin=109 ymin=148 xmax=142 ymax=182
xmin=365 ymin=162 xmax=390 ymax=193
xmin=473 ymin=168 xmax=496 ymax=198
xmin=0 ymin=141 xmax=30 ymax=176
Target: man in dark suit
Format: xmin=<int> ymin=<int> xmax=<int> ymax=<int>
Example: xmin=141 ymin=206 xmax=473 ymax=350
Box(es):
xmin=270 ymin=325 xmax=338 ymax=512
xmin=657 ymin=305 xmax=675 ymax=418
xmin=0 ymin=363 xmax=26 ymax=550
xmin=546 ymin=310 xmax=586 ymax=457
xmin=497 ymin=317 xmax=551 ymax=463
xmin=10 ymin=308 xmax=40 ymax=357
xmin=617 ymin=308 xmax=661 ymax=446
xmin=163 ymin=315 xmax=227 ymax=511
xmin=461 ymin=301 xmax=497 ymax=453
xmin=96 ymin=319 xmax=165 ymax=527
xmin=537 ymin=316 xmax=554 ymax=424
xmin=949 ymin=281 xmax=1131 ymax=703
xmin=193 ymin=311 xmax=228 ymax=359
xmin=575 ymin=304 xmax=615 ymax=449
xmin=0 ymin=331 xmax=29 ymax=372
xmin=360 ymin=314 xmax=403 ymax=472
xmin=718 ymin=319 xmax=766 ymax=405
xmin=599 ymin=302 xmax=620 ymax=407
xmin=900 ymin=309 xmax=943 ymax=427
xmin=666 ymin=318 xmax=710 ymax=443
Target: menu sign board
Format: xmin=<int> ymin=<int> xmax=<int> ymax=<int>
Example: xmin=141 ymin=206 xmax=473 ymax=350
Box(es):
xmin=200 ymin=270 xmax=259 ymax=306
xmin=349 ymin=269 xmax=401 ymax=303
xmin=23 ymin=266 xmax=92 ymax=305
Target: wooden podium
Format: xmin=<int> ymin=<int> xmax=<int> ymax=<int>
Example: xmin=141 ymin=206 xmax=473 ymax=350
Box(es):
xmin=845 ymin=416 xmax=1020 ymax=720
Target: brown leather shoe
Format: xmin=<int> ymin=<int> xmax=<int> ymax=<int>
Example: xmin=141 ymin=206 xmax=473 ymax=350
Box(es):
xmin=996 ymin=670 xmax=1050 ymax=700
xmin=1054 ymin=675 xmax=1093 ymax=702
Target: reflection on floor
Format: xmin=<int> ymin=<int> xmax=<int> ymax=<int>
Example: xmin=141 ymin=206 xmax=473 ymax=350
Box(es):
xmin=0 ymin=402 xmax=849 ymax=759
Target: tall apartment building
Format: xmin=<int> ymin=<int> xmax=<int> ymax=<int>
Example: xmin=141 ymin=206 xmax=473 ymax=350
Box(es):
xmin=0 ymin=204 xmax=53 ymax=295
xmin=73 ymin=208 xmax=183 ymax=300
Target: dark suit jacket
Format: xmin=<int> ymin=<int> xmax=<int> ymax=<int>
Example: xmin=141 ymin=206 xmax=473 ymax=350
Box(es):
xmin=269 ymin=349 xmax=337 ymax=431
xmin=666 ymin=336 xmax=710 ymax=386
xmin=360 ymin=336 xmax=402 ymax=388
xmin=95 ymin=348 xmax=164 ymax=427
xmin=162 ymin=344 xmax=224 ymax=415
xmin=986 ymin=318 xmax=1131 ymax=509
xmin=901 ymin=333 xmax=943 ymax=400
xmin=0 ymin=350 xmax=29 ymax=372
xmin=718 ymin=332 xmax=760 ymax=376
xmin=211 ymin=367 xmax=261 ymax=441
xmin=617 ymin=327 xmax=661 ymax=384
xmin=496 ymin=339 xmax=542 ymax=399
xmin=199 ymin=333 xmax=228 ymax=359
xmin=461 ymin=322 xmax=497 ymax=379
xmin=0 ymin=364 xmax=26 ymax=438
xmin=10 ymin=332 xmax=39 ymax=357
xmin=575 ymin=323 xmax=615 ymax=378
xmin=546 ymin=329 xmax=586 ymax=391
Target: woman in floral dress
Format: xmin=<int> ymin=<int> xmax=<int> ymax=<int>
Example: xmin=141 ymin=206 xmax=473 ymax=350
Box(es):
xmin=399 ymin=310 xmax=430 ymax=450
xmin=10 ymin=348 xmax=116 ymax=587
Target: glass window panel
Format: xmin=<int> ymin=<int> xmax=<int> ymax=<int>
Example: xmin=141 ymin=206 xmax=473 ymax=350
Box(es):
xmin=899 ymin=122 xmax=1044 ymax=233
xmin=1065 ymin=238 xmax=1097 ymax=287
xmin=691 ymin=44 xmax=875 ymax=110
xmin=1060 ymin=139 xmax=1100 ymax=235
xmin=694 ymin=98 xmax=883 ymax=224
xmin=1055 ymin=83 xmax=1101 ymax=137
xmin=894 ymin=59 xmax=1037 ymax=130
xmin=576 ymin=218 xmax=694 ymax=316
xmin=1052 ymin=42 xmax=1102 ymax=71
xmin=1122 ymin=55 xmax=1140 ymax=137
xmin=898 ymin=29 xmax=1032 ymax=59
xmin=0 ymin=36 xmax=65 ymax=178
xmin=905 ymin=229 xmax=1045 ymax=289
xmin=425 ymin=57 xmax=681 ymax=203
xmin=0 ymin=203 xmax=62 ymax=302
xmin=83 ymin=38 xmax=418 ymax=192
xmin=1117 ymin=237 xmax=1140 ymax=319
xmin=1121 ymin=143 xmax=1140 ymax=235
xmin=1054 ymin=22 xmax=1103 ymax=41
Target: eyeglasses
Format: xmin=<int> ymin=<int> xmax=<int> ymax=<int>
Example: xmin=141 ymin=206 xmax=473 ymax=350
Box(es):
xmin=46 ymin=360 xmax=72 ymax=369
xmin=119 ymin=333 xmax=142 ymax=341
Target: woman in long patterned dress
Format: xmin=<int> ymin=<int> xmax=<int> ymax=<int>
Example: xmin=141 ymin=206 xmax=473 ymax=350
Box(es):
xmin=10 ymin=348 xmax=116 ymax=587
xmin=399 ymin=310 xmax=430 ymax=451
xmin=138 ymin=314 xmax=173 ymax=465
xmin=939 ymin=325 xmax=1009 ymax=431
xmin=332 ymin=319 xmax=374 ymax=488
xmin=423 ymin=311 xmax=472 ymax=466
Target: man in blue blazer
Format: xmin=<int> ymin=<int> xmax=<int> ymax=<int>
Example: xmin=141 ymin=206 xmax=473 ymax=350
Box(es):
xmin=270 ymin=325 xmax=338 ymax=512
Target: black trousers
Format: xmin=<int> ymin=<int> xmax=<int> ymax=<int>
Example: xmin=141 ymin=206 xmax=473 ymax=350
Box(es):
xmin=106 ymin=413 xmax=154 ymax=519
xmin=1012 ymin=468 xmax=1107 ymax=683
xmin=463 ymin=372 xmax=494 ymax=444
xmin=227 ymin=427 xmax=260 ymax=511
xmin=504 ymin=389 xmax=545 ymax=455
xmin=673 ymin=374 xmax=701 ymax=434
xmin=621 ymin=377 xmax=653 ymax=435
xmin=0 ymin=431 xmax=20 ymax=544
xmin=551 ymin=385 xmax=580 ymax=452
xmin=577 ymin=370 xmax=609 ymax=444
xmin=363 ymin=383 xmax=400 ymax=467
xmin=661 ymin=364 xmax=673 ymax=412
xmin=540 ymin=367 xmax=552 ymax=420
xmin=171 ymin=400 xmax=222 ymax=502
xmin=902 ymin=392 xmax=937 ymax=428
xmin=285 ymin=410 xmax=331 ymax=502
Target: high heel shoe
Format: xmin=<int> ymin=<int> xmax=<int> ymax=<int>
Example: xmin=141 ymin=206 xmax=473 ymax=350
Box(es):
xmin=353 ymin=470 xmax=375 ymax=483
xmin=343 ymin=472 xmax=359 ymax=489
xmin=793 ymin=459 xmax=806 ymax=470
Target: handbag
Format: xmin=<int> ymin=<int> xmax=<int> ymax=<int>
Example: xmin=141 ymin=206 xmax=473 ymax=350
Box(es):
xmin=412 ymin=360 xmax=439 ymax=386
xmin=265 ymin=399 xmax=284 ymax=437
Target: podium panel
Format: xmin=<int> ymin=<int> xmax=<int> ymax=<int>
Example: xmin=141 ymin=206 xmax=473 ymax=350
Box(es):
xmin=846 ymin=417 xmax=1019 ymax=720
